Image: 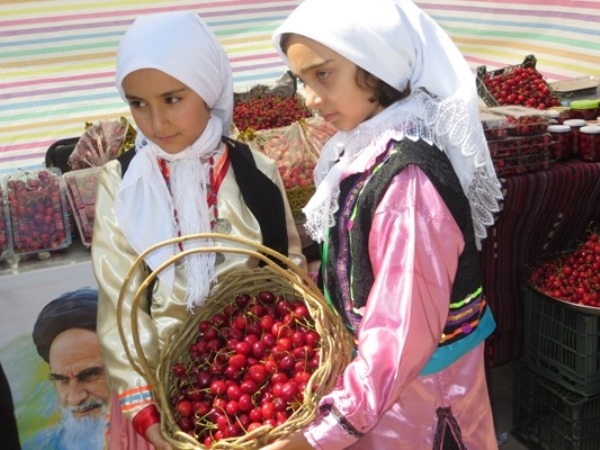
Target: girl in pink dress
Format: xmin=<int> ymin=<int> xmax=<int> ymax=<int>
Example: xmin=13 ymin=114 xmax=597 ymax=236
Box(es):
xmin=265 ymin=0 xmax=503 ymax=448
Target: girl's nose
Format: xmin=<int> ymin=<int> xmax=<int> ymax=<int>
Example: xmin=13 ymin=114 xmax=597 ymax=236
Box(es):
xmin=151 ymin=107 xmax=169 ymax=132
xmin=303 ymin=86 xmax=321 ymax=110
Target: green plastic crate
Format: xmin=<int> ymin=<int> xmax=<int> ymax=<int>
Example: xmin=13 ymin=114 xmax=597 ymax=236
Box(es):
xmin=523 ymin=283 xmax=600 ymax=396
xmin=513 ymin=362 xmax=600 ymax=450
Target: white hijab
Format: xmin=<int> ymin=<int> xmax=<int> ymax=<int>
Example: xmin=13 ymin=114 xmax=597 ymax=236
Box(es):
xmin=273 ymin=0 xmax=502 ymax=248
xmin=114 ymin=11 xmax=234 ymax=309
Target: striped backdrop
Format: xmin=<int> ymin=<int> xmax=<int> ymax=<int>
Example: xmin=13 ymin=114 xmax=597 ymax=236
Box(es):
xmin=1 ymin=0 xmax=599 ymax=172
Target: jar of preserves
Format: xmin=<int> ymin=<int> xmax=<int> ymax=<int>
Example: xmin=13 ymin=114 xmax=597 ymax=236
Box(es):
xmin=547 ymin=107 xmax=570 ymax=124
xmin=563 ymin=118 xmax=587 ymax=157
xmin=579 ymin=125 xmax=600 ymax=161
xmin=568 ymin=99 xmax=599 ymax=121
xmin=547 ymin=124 xmax=572 ymax=161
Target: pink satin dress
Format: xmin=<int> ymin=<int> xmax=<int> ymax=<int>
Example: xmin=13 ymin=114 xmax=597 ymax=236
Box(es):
xmin=304 ymin=166 xmax=498 ymax=449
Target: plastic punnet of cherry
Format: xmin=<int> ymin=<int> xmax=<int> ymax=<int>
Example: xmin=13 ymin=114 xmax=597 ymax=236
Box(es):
xmin=2 ymin=168 xmax=71 ymax=257
xmin=0 ymin=181 xmax=13 ymax=260
xmin=63 ymin=166 xmax=102 ymax=246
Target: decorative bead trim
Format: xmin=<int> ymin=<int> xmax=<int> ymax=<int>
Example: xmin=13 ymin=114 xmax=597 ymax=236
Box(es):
xmin=118 ymin=385 xmax=153 ymax=413
xmin=320 ymin=404 xmax=363 ymax=439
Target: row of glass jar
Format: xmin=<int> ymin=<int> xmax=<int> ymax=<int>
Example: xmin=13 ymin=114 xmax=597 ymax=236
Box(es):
xmin=548 ymin=119 xmax=600 ymax=161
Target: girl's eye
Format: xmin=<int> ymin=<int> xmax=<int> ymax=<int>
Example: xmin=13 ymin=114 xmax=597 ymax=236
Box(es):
xmin=128 ymin=99 xmax=145 ymax=109
xmin=166 ymin=96 xmax=181 ymax=105
xmin=316 ymin=71 xmax=329 ymax=80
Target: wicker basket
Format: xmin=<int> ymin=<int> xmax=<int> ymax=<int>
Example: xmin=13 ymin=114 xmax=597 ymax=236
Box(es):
xmin=117 ymin=233 xmax=354 ymax=449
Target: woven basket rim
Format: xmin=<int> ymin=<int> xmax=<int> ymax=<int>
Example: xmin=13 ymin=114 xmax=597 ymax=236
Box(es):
xmin=116 ymin=233 xmax=354 ymax=449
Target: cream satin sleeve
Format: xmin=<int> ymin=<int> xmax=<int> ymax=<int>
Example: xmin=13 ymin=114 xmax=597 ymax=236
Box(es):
xmin=91 ymin=160 xmax=189 ymax=421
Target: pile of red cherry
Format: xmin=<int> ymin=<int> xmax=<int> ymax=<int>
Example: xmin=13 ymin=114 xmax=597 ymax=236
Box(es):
xmin=169 ymin=290 xmax=321 ymax=446
xmin=233 ymin=96 xmax=312 ymax=131
xmin=482 ymin=66 xmax=561 ymax=110
xmin=529 ymin=229 xmax=600 ymax=308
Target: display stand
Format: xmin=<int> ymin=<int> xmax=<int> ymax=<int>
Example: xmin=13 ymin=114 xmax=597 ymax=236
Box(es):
xmin=481 ymin=160 xmax=600 ymax=366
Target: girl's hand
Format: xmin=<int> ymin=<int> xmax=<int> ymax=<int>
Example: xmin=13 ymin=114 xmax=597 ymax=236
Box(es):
xmin=146 ymin=423 xmax=172 ymax=450
xmin=261 ymin=432 xmax=313 ymax=450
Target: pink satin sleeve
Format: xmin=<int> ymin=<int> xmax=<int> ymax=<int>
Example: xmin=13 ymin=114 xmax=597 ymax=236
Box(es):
xmin=305 ymin=166 xmax=465 ymax=449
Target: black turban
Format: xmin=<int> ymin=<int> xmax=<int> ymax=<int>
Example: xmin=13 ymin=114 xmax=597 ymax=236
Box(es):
xmin=32 ymin=287 xmax=99 ymax=363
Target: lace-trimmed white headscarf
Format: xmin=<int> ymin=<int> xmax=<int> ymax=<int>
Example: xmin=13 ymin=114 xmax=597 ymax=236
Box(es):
xmin=114 ymin=11 xmax=234 ymax=309
xmin=273 ymin=0 xmax=502 ymax=248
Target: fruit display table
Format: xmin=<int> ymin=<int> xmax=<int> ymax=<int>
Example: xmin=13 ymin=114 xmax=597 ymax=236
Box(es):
xmin=480 ymin=160 xmax=600 ymax=367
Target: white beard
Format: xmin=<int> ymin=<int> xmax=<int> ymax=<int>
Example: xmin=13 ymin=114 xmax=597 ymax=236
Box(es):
xmin=60 ymin=404 xmax=107 ymax=450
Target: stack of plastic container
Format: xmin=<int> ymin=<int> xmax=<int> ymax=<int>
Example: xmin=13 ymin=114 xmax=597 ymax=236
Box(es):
xmin=480 ymin=106 xmax=552 ymax=176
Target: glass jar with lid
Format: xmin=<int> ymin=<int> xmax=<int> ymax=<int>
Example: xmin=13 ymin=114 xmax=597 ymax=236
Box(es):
xmin=547 ymin=107 xmax=570 ymax=124
xmin=568 ymin=99 xmax=599 ymax=121
xmin=579 ymin=125 xmax=600 ymax=161
xmin=563 ymin=119 xmax=587 ymax=158
xmin=547 ymin=124 xmax=572 ymax=161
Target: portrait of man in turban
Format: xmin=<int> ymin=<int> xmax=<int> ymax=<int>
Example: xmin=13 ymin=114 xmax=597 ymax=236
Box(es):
xmin=29 ymin=288 xmax=108 ymax=450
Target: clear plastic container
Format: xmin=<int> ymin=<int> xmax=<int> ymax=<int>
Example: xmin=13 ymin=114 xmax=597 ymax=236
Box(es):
xmin=579 ymin=125 xmax=600 ymax=162
xmin=488 ymin=134 xmax=551 ymax=176
xmin=568 ymin=99 xmax=599 ymax=121
xmin=480 ymin=110 xmax=509 ymax=140
xmin=487 ymin=134 xmax=551 ymax=158
xmin=3 ymin=168 xmax=72 ymax=256
xmin=547 ymin=124 xmax=572 ymax=161
xmin=0 ymin=180 xmax=14 ymax=261
xmin=563 ymin=118 xmax=587 ymax=157
xmin=492 ymin=152 xmax=550 ymax=176
xmin=63 ymin=167 xmax=102 ymax=247
xmin=486 ymin=105 xmax=549 ymax=137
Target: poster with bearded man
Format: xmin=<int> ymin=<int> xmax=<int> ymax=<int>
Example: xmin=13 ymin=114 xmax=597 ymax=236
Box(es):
xmin=0 ymin=263 xmax=106 ymax=450
xmin=26 ymin=288 xmax=108 ymax=450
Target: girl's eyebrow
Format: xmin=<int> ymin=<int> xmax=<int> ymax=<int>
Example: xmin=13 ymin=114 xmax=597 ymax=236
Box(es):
xmin=160 ymin=87 xmax=188 ymax=97
xmin=298 ymin=58 xmax=334 ymax=76
xmin=125 ymin=87 xmax=188 ymax=101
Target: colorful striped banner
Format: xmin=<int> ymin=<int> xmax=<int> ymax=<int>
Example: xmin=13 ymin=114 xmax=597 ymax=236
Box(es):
xmin=0 ymin=0 xmax=303 ymax=172
xmin=1 ymin=0 xmax=599 ymax=172
xmin=418 ymin=0 xmax=600 ymax=81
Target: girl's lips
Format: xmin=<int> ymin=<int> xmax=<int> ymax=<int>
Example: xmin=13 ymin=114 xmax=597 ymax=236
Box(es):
xmin=156 ymin=135 xmax=177 ymax=143
xmin=322 ymin=112 xmax=337 ymax=123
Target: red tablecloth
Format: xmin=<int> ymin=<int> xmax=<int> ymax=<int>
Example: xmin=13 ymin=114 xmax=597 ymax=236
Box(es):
xmin=481 ymin=160 xmax=600 ymax=367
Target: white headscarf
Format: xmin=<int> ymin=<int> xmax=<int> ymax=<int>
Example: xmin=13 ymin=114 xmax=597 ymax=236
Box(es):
xmin=114 ymin=11 xmax=234 ymax=309
xmin=273 ymin=0 xmax=502 ymax=248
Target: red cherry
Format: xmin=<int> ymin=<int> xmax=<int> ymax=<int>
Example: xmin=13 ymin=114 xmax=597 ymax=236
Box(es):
xmin=176 ymin=399 xmax=193 ymax=417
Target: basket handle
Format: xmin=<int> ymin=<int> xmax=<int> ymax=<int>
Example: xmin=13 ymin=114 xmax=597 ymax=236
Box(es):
xmin=116 ymin=233 xmax=324 ymax=389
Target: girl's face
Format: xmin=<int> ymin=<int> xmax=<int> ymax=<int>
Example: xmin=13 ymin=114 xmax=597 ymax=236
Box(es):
xmin=285 ymin=35 xmax=384 ymax=131
xmin=122 ymin=69 xmax=210 ymax=154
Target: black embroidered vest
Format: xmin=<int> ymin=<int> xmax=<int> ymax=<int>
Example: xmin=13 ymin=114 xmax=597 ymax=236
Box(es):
xmin=322 ymin=139 xmax=491 ymax=368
